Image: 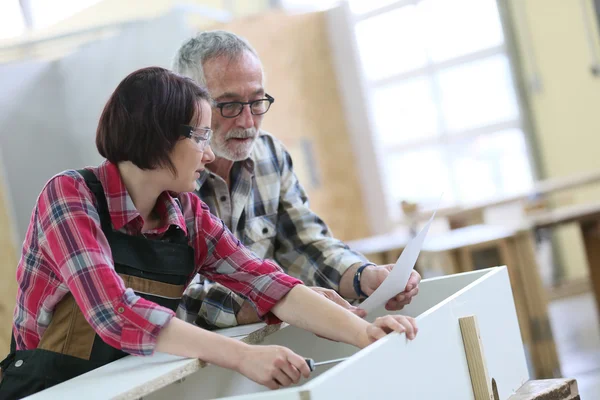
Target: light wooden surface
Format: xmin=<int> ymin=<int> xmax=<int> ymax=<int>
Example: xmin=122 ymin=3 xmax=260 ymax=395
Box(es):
xmin=526 ymin=202 xmax=600 ymax=229
xmin=581 ymin=220 xmax=600 ymax=320
xmin=345 ymin=230 xmax=410 ymax=264
xmin=507 ymin=379 xmax=579 ymax=400
xmin=0 ymin=165 xmax=18 ymax=357
xmin=414 ymin=169 xmax=600 ymax=223
xmin=29 ymin=268 xmax=531 ymax=400
xmin=459 ymin=315 xmax=494 ymax=400
xmin=422 ymin=225 xmax=519 ymax=253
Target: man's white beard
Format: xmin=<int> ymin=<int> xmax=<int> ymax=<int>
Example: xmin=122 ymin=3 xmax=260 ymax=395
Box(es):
xmin=212 ymin=128 xmax=258 ymax=161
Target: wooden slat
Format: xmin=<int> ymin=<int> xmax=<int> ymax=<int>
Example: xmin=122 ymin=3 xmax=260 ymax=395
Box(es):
xmin=497 ymin=239 xmax=532 ymax=347
xmin=0 ymin=166 xmax=18 ymax=356
xmin=580 ymin=220 xmax=600 ymax=318
xmin=511 ymin=232 xmax=561 ymax=378
xmin=459 ymin=315 xmax=494 ymax=400
xmin=508 ymin=378 xmax=579 ymax=400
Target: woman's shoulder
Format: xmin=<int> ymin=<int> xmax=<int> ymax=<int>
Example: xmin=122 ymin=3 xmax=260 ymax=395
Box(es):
xmin=37 ymin=168 xmax=96 ymax=206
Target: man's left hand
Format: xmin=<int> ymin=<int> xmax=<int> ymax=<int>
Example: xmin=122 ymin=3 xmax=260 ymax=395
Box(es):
xmin=360 ymin=267 xmax=421 ymax=311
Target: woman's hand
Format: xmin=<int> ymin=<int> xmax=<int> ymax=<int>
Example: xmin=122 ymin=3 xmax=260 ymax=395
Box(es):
xmin=363 ymin=315 xmax=418 ymax=347
xmin=236 ymin=345 xmax=311 ymax=390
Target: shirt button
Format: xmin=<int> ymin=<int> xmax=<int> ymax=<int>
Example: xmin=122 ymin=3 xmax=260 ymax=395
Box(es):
xmin=15 ymin=360 xmax=23 ymax=367
xmin=220 ymin=196 xmax=227 ymax=202
xmin=117 ymin=307 xmax=125 ymax=313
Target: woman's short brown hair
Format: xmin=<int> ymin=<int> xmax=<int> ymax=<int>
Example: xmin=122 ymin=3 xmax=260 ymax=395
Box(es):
xmin=96 ymin=66 xmax=211 ymax=172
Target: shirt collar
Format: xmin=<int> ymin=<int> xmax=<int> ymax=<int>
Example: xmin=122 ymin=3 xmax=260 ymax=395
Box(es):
xmin=95 ymin=160 xmax=187 ymax=235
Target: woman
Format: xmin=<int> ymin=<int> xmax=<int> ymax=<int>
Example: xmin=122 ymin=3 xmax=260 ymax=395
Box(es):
xmin=0 ymin=67 xmax=417 ymax=399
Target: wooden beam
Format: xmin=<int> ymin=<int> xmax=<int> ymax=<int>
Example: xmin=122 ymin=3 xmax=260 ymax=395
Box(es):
xmin=508 ymin=379 xmax=579 ymax=400
xmin=459 ymin=315 xmax=494 ymax=400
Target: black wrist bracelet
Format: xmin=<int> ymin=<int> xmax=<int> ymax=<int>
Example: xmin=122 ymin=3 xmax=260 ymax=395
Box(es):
xmin=353 ymin=264 xmax=371 ymax=298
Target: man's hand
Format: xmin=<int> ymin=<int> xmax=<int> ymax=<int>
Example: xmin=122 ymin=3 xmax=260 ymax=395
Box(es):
xmin=360 ymin=267 xmax=421 ymax=311
xmin=309 ymin=287 xmax=366 ymax=318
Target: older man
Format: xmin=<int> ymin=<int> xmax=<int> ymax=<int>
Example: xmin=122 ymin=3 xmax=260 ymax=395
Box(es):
xmin=173 ymin=30 xmax=420 ymax=329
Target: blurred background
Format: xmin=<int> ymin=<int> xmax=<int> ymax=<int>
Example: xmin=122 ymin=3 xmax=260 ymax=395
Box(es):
xmin=1 ymin=0 xmax=599 ymax=397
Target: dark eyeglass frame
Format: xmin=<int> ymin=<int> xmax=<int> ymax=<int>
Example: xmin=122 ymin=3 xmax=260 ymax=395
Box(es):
xmin=179 ymin=124 xmax=212 ymax=150
xmin=215 ymin=94 xmax=275 ymax=118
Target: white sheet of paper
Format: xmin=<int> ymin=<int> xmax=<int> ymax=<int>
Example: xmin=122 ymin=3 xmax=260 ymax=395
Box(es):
xmin=358 ymin=211 xmax=437 ymax=313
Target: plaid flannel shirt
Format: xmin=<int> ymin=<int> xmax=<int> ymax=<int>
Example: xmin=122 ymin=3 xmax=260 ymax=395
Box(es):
xmin=12 ymin=161 xmax=301 ymax=355
xmin=177 ymin=131 xmax=369 ymax=329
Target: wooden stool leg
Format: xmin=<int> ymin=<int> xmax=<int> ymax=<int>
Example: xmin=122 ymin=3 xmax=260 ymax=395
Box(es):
xmin=497 ymin=240 xmax=533 ymax=358
xmin=580 ymin=220 xmax=600 ymax=319
xmin=511 ymin=232 xmax=561 ymax=379
xmin=458 ymin=247 xmax=475 ymax=273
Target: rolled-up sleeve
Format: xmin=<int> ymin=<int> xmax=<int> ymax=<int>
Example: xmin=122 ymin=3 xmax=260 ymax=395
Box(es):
xmin=184 ymin=195 xmax=303 ymax=324
xmin=37 ymin=175 xmax=174 ymax=356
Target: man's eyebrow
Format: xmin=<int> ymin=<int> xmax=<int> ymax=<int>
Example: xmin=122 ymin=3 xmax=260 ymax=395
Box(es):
xmin=215 ymin=92 xmax=240 ymax=101
xmin=215 ymin=89 xmax=265 ymax=102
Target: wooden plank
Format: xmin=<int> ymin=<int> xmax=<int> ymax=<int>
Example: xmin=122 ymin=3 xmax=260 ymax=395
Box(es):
xmin=458 ymin=247 xmax=475 ymax=273
xmin=0 ymin=162 xmax=18 ymax=357
xmin=497 ymin=239 xmax=532 ymax=347
xmin=345 ymin=231 xmax=410 ymax=257
xmin=528 ymin=202 xmax=600 ymax=230
xmin=459 ymin=315 xmax=494 ymax=400
xmin=421 ymin=225 xmax=518 ymax=253
xmin=580 ymin=219 xmax=600 ymax=318
xmin=546 ymin=278 xmax=590 ymax=301
xmin=508 ymin=379 xmax=579 ymax=400
xmin=510 ymin=232 xmax=561 ymax=379
xmin=414 ymin=170 xmax=600 ymax=223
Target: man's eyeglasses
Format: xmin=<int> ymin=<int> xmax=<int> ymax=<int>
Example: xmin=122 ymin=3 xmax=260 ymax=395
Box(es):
xmin=215 ymin=94 xmax=275 ymax=118
xmin=179 ymin=125 xmax=212 ymax=151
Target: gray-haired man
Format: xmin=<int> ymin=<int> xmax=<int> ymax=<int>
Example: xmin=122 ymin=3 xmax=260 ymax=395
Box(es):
xmin=173 ymin=30 xmax=420 ymax=329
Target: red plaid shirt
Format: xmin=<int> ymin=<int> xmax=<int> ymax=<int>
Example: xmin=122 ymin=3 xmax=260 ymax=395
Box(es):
xmin=12 ymin=161 xmax=302 ymax=356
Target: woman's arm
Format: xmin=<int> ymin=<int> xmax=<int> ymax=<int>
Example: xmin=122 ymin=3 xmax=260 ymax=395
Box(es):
xmin=272 ymin=285 xmax=417 ymax=349
xmin=155 ymin=317 xmax=311 ymax=389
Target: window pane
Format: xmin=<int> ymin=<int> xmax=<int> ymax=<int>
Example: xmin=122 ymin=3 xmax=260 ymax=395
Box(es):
xmin=0 ymin=1 xmax=26 ymax=40
xmin=419 ymin=0 xmax=504 ymax=62
xmin=384 ymin=146 xmax=455 ymax=205
xmin=371 ymin=77 xmax=439 ymax=146
xmin=29 ymin=0 xmax=102 ymax=29
xmin=349 ymin=0 xmax=399 ymax=15
xmin=437 ymin=54 xmax=519 ymax=133
xmin=450 ymin=129 xmax=533 ymax=203
xmin=355 ymin=5 xmax=427 ymax=81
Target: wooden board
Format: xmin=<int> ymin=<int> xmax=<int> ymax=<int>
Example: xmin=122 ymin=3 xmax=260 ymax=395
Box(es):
xmin=0 ymin=160 xmax=18 ymax=356
xmin=28 ymin=268 xmax=529 ymax=400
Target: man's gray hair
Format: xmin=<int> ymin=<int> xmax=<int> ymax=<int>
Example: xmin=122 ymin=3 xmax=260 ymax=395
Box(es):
xmin=172 ymin=30 xmax=259 ymax=86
